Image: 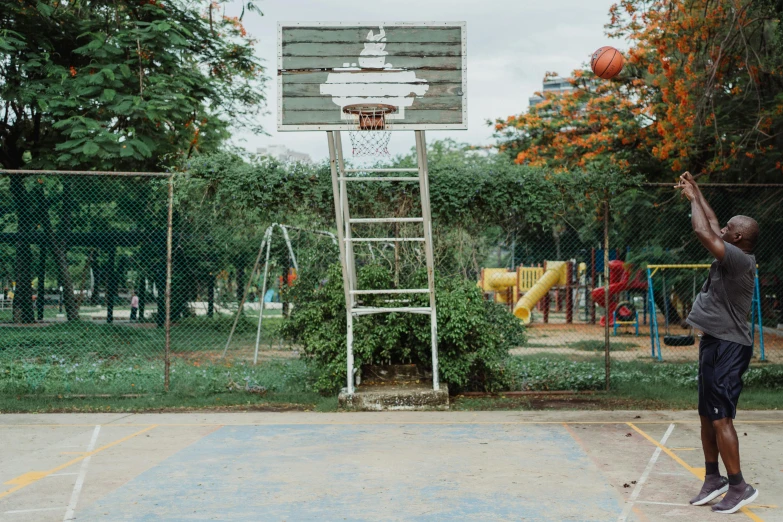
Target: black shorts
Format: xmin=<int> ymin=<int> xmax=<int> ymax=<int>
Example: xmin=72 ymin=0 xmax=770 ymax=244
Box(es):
xmin=698 ymin=334 xmax=752 ymax=421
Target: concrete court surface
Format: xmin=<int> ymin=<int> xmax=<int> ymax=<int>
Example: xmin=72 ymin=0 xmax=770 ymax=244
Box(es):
xmin=0 ymin=411 xmax=781 ymax=521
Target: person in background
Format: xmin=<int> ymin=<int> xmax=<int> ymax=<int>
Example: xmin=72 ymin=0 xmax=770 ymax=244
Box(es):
xmin=130 ymin=291 xmax=139 ymax=321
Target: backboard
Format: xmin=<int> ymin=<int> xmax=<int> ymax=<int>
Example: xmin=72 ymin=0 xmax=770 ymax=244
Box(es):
xmin=277 ymin=22 xmax=467 ymax=131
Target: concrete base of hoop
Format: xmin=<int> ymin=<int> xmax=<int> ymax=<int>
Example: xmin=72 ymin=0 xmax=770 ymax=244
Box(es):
xmin=338 ymin=364 xmax=449 ymax=411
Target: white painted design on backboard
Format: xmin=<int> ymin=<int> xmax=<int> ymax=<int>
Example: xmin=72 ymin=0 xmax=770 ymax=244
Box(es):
xmin=319 ymin=26 xmax=430 ymax=121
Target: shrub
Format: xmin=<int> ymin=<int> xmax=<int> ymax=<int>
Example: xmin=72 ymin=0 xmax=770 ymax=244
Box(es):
xmin=282 ymin=263 xmax=526 ymax=394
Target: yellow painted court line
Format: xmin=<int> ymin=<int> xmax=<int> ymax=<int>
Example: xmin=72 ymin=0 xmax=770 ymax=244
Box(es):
xmin=0 ymin=425 xmax=156 ymax=500
xmin=627 ymin=423 xmax=764 ymax=522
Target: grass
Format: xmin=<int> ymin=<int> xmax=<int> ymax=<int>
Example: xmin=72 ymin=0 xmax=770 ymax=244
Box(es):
xmin=1 ymin=326 xmax=782 ymax=413
xmin=0 ymin=315 xmax=287 ymax=360
xmin=567 ymin=340 xmax=636 ymax=351
xmin=518 ymin=340 xmax=636 ymax=351
xmin=0 ymin=355 xmax=334 ymax=413
xmin=455 ymin=356 xmax=783 ymax=411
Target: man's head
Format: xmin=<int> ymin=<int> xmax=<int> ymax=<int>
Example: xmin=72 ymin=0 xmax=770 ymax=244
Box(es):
xmin=720 ymin=215 xmax=759 ymax=252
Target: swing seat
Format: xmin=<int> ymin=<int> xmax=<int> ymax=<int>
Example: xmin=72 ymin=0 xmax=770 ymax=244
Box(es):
xmin=664 ymin=334 xmax=695 ymax=346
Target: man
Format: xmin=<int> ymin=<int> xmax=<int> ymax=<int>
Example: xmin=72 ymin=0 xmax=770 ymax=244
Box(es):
xmin=676 ymin=172 xmax=759 ymax=514
xmin=130 ymin=292 xmax=139 ymax=321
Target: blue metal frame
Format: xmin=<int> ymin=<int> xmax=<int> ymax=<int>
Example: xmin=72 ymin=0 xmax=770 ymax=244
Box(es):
xmin=750 ymin=268 xmax=766 ymax=361
xmin=648 ymin=266 xmax=765 ymax=362
xmin=646 ymin=268 xmax=662 ymax=360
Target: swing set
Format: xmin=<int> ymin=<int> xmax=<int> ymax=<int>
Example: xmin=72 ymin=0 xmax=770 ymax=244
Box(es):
xmin=646 ymin=264 xmax=765 ymax=361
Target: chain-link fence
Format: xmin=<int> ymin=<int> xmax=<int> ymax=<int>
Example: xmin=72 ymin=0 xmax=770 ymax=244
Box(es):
xmin=2 ymin=169 xmax=781 ymax=399
xmin=480 ymin=184 xmax=781 ymax=369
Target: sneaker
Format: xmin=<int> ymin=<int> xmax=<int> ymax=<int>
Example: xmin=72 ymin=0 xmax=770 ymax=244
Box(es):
xmin=690 ymin=475 xmax=729 ymax=506
xmin=711 ymin=484 xmax=759 ymax=514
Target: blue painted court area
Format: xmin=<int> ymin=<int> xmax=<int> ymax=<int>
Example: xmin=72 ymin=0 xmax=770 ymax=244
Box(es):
xmin=78 ymin=423 xmax=624 ymax=521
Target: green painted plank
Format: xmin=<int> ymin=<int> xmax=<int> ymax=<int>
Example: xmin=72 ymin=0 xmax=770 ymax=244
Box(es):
xmin=282 ymin=55 xmax=462 ymax=71
xmin=282 ymin=42 xmax=462 ymax=58
xmin=281 ymin=109 xmax=463 ymax=125
xmin=282 ymin=27 xmax=462 ymax=44
xmin=281 ymin=70 xmax=463 ymax=84
xmin=283 ymin=96 xmax=463 ymax=111
xmin=282 ymin=82 xmax=464 ymax=97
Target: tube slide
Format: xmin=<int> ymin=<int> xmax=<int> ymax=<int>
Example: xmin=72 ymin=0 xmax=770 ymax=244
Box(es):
xmin=478 ymin=268 xmax=518 ymax=305
xmin=513 ymin=262 xmax=567 ymax=324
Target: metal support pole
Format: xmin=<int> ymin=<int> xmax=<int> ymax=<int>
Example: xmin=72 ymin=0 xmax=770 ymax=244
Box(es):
xmin=221 ymin=225 xmax=273 ymax=358
xmin=278 ymin=224 xmax=299 ymax=273
xmin=416 ymin=130 xmax=439 ymax=391
xmin=253 ymin=231 xmax=274 ymax=365
xmin=335 ymin=131 xmax=358 ymax=393
xmin=604 ymin=198 xmax=610 ymax=392
xmin=164 ymin=175 xmax=174 ymax=392
xmin=327 ymin=132 xmax=354 ymax=393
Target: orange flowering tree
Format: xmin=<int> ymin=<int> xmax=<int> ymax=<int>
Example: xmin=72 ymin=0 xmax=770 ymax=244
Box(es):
xmin=496 ymin=0 xmax=783 ymax=182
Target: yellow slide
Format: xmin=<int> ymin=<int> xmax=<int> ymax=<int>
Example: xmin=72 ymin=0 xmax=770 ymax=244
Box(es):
xmin=513 ymin=262 xmax=567 ymax=324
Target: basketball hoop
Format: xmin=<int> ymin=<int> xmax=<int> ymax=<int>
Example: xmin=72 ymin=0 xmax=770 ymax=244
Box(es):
xmin=342 ymin=104 xmax=397 ymax=157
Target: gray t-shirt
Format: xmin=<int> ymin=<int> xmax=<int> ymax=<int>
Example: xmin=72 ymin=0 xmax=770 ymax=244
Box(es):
xmin=687 ymin=242 xmax=756 ymax=346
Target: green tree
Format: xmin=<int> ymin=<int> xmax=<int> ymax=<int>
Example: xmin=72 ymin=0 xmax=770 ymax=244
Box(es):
xmin=1 ymin=0 xmax=266 ymax=322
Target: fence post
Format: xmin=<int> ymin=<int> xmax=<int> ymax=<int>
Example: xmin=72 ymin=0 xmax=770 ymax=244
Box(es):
xmin=164 ymin=175 xmax=173 ymax=392
xmin=604 ymin=196 xmax=611 ymax=392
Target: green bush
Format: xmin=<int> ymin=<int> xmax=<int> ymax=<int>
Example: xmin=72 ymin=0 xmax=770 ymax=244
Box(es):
xmin=282 ymin=263 xmax=526 ymax=395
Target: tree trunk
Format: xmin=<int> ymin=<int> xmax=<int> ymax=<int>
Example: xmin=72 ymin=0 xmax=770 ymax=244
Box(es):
xmin=236 ymin=266 xmax=245 ymax=304
xmin=155 ymin=257 xmax=166 ymax=328
xmin=10 ymin=177 xmax=35 ymax=323
xmin=106 ymin=246 xmax=117 ymax=323
xmin=36 ymin=246 xmax=46 ymax=321
xmin=553 ymin=225 xmax=562 ymax=260
xmin=138 ymin=278 xmax=147 ymax=320
xmin=51 ymin=180 xmax=79 ymax=321
xmin=207 ymin=273 xmax=215 ymax=318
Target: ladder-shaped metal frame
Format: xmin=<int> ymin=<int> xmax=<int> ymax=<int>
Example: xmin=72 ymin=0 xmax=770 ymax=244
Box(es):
xmin=327 ymin=130 xmax=439 ymax=394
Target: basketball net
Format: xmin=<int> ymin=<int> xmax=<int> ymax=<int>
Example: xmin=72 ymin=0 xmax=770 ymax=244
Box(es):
xmin=343 ymin=104 xmax=395 ymax=157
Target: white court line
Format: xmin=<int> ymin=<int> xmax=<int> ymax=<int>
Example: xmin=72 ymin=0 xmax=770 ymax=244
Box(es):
xmin=5 ymin=507 xmax=64 ymax=514
xmin=617 ymin=423 xmax=676 ymax=522
xmin=63 ymin=425 xmax=101 ymax=521
xmin=636 ymin=501 xmax=690 ymax=507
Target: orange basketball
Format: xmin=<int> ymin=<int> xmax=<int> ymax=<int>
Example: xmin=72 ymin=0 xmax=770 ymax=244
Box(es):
xmin=591 ymin=46 xmax=625 ymax=80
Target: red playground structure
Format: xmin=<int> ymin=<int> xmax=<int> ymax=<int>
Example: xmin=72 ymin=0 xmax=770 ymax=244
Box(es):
xmin=590 ymin=260 xmax=647 ymax=326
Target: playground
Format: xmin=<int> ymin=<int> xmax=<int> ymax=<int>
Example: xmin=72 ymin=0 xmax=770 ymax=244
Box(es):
xmin=479 ymin=256 xmax=778 ymax=363
xmin=1 ymin=411 xmax=781 ymax=521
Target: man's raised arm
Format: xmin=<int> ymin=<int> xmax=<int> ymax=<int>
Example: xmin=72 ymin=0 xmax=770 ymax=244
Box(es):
xmin=681 ymin=172 xmax=721 ymax=236
xmin=676 ymin=177 xmax=726 ymax=261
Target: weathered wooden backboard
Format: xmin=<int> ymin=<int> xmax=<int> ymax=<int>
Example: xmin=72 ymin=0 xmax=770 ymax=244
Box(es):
xmin=278 ymin=22 xmax=467 ymax=131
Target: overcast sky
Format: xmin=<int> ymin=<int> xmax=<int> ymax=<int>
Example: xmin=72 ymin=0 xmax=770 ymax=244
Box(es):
xmin=226 ymin=0 xmax=619 ymax=161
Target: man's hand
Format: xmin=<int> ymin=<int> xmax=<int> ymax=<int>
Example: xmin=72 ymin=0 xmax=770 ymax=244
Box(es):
xmin=680 ymin=171 xmax=700 ymax=193
xmin=675 ymin=177 xmax=697 ymax=201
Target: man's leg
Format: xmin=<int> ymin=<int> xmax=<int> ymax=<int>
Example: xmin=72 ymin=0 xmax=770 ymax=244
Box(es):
xmin=711 ymin=343 xmax=758 ymax=513
xmin=700 ymin=415 xmax=719 ymax=463
xmin=691 ymin=340 xmax=729 ymax=506
xmin=691 ymin=415 xmax=728 ymax=505
xmin=713 ymin=418 xmax=740 ymax=474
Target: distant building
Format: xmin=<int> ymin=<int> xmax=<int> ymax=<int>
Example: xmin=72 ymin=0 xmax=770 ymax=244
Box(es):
xmin=528 ymin=76 xmax=574 ymax=108
xmin=257 ymin=145 xmax=312 ymax=163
